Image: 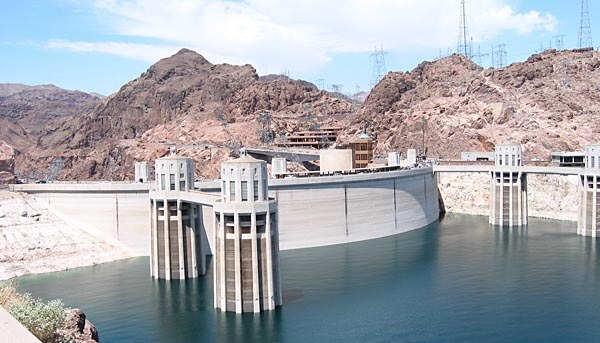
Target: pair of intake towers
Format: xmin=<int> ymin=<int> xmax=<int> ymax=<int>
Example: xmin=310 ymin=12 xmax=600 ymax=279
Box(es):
xmin=489 ymin=144 xmax=600 ymax=235
xmin=149 ymin=150 xmax=282 ymax=313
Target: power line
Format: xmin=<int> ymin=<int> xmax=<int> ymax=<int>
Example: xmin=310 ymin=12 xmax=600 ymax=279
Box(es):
xmin=457 ymin=0 xmax=473 ymax=59
xmin=370 ymin=45 xmax=388 ymax=88
xmin=578 ymin=0 xmax=593 ymax=49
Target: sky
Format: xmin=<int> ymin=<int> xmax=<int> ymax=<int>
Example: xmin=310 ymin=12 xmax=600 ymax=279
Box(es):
xmin=0 ymin=1 xmax=596 ymax=96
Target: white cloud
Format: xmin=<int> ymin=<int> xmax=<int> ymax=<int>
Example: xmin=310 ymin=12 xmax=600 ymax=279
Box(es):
xmin=48 ymin=0 xmax=557 ymax=74
xmin=45 ymin=39 xmax=180 ymax=63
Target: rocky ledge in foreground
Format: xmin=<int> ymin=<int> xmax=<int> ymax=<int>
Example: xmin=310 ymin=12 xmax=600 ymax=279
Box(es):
xmin=54 ymin=309 xmax=100 ymax=343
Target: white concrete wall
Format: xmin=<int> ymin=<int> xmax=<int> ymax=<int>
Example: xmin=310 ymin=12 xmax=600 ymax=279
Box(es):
xmin=18 ymin=168 xmax=439 ymax=255
xmin=34 ymin=191 xmax=150 ymax=256
xmin=272 ymin=169 xmax=439 ymax=250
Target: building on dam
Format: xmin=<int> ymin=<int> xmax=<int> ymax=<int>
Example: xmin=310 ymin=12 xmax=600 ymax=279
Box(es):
xmin=213 ymin=150 xmax=282 ymax=313
xmin=149 ymin=148 xmax=206 ymax=280
xmin=134 ymin=161 xmax=150 ymax=183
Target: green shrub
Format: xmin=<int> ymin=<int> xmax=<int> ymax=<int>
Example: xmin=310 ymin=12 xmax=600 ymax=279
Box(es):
xmin=7 ymin=294 xmax=67 ymax=343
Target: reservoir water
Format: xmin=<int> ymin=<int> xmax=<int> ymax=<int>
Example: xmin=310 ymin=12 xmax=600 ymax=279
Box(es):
xmin=15 ymin=214 xmax=600 ymax=342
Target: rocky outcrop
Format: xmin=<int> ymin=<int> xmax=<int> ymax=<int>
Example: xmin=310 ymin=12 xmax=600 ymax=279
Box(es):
xmin=54 ymin=309 xmax=99 ymax=343
xmin=350 ymin=49 xmax=600 ymax=160
xmin=0 ymin=140 xmax=16 ymax=184
xmin=5 ymin=48 xmax=600 ymax=181
xmin=0 ymin=84 xmax=101 ymax=153
xmin=17 ymin=48 xmax=353 ymax=181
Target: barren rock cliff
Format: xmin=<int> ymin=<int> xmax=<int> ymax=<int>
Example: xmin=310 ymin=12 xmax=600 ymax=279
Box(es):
xmin=350 ymin=49 xmax=600 ymax=159
xmin=3 ymin=48 xmax=600 ymax=181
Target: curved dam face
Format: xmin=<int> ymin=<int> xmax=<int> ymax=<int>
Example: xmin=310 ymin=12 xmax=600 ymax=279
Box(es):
xmin=12 ymin=168 xmax=439 ymax=253
xmin=270 ymin=168 xmax=439 ymax=250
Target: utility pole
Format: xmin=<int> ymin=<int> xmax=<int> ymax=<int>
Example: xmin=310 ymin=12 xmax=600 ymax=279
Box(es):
xmin=579 ymin=0 xmax=593 ymax=49
xmin=370 ymin=45 xmax=388 ymax=88
xmin=457 ymin=0 xmax=472 ymax=59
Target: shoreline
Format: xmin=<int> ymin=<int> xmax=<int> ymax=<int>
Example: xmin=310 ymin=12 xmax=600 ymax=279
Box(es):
xmin=0 ymin=191 xmax=133 ymax=281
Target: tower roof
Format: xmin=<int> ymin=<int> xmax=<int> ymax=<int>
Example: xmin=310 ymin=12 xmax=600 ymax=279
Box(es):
xmin=157 ymin=154 xmax=192 ymax=161
xmin=352 ymin=133 xmax=373 ymax=142
xmin=224 ymin=149 xmax=264 ymax=164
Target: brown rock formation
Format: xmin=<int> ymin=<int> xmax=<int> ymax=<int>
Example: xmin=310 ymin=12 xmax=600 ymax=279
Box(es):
xmin=0 ymin=140 xmax=16 ymax=184
xmin=0 ymin=83 xmax=101 ymax=152
xmin=5 ymin=48 xmax=600 ymax=181
xmin=18 ymin=48 xmax=353 ymax=181
xmin=348 ymin=49 xmax=600 ymax=160
xmin=54 ymin=309 xmax=99 ymax=343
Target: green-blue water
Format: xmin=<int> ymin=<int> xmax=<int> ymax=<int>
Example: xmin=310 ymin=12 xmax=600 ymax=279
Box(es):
xmin=15 ymin=214 xmax=600 ymax=342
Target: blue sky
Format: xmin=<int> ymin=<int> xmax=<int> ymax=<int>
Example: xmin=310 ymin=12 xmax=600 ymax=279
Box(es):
xmin=0 ymin=1 xmax=595 ymax=96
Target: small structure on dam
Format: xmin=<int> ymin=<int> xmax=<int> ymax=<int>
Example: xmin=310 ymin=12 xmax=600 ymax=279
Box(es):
xmin=578 ymin=144 xmax=600 ymax=237
xmin=213 ymin=150 xmax=282 ymax=313
xmin=134 ymin=161 xmax=150 ymax=183
xmin=150 ymin=148 xmax=206 ymax=280
xmin=490 ymin=144 xmax=527 ymax=227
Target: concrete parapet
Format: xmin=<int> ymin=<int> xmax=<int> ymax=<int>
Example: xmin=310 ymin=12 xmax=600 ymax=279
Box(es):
xmin=0 ymin=306 xmax=41 ymax=343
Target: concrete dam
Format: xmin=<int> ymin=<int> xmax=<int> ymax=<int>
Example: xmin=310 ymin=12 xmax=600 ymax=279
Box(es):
xmin=11 ymin=153 xmax=439 ymax=313
xmin=12 ymin=142 xmax=600 ymax=313
xmin=13 ymin=165 xmax=439 ymax=255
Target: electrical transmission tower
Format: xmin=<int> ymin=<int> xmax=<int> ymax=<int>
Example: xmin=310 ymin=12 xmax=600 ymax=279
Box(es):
xmin=217 ymin=111 xmax=241 ymax=157
xmin=316 ymin=79 xmax=326 ymax=90
xmin=471 ymin=44 xmax=489 ymax=66
xmin=331 ymin=84 xmax=343 ymax=93
xmin=370 ymin=45 xmax=388 ymax=88
xmin=257 ymin=111 xmax=274 ymax=144
xmin=578 ymin=0 xmax=593 ymax=49
xmin=457 ymin=0 xmax=473 ymax=59
xmin=46 ymin=158 xmax=64 ymax=182
xmin=492 ymin=44 xmax=507 ymax=68
xmin=554 ymin=35 xmax=565 ymax=50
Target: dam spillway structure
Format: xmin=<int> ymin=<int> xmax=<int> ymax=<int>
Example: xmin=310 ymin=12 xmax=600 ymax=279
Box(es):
xmin=578 ymin=144 xmax=600 ymax=237
xmin=213 ymin=151 xmax=282 ymax=313
xmin=149 ymin=149 xmax=206 ymax=280
xmin=490 ymin=144 xmax=528 ymax=227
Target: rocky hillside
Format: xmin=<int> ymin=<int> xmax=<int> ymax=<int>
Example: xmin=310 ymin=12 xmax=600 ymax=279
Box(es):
xmin=6 ymin=48 xmax=600 ymax=181
xmin=347 ymin=49 xmax=600 ymax=159
xmin=0 ymin=140 xmax=16 ymax=184
xmin=18 ymin=49 xmax=354 ymax=180
xmin=0 ymin=83 xmax=101 ymax=152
